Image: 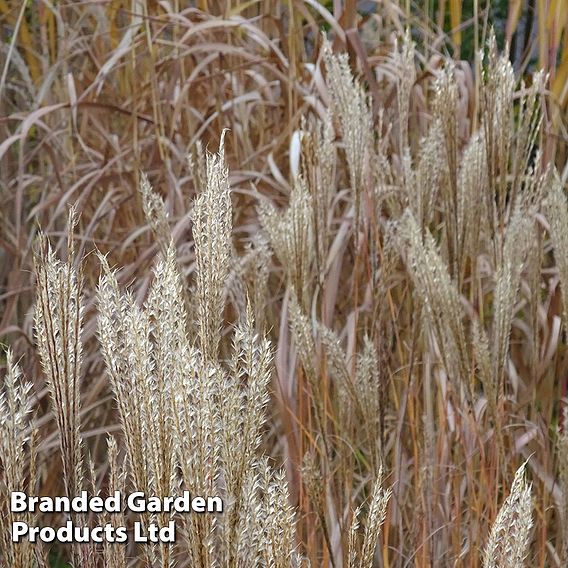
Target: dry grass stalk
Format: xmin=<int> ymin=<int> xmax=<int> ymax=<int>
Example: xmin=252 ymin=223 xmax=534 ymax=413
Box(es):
xmin=288 ymin=294 xmax=330 ymax=458
xmin=481 ymin=33 xmax=517 ymax=236
xmin=220 ymin=300 xmax=273 ymax=567
xmin=0 ymin=350 xmax=36 ymax=568
xmin=322 ymin=35 xmax=373 ymax=239
xmin=139 ymin=172 xmax=171 ymax=255
xmin=97 ymin=254 xmax=152 ymax=498
xmin=34 ymin=208 xmax=84 ymax=504
xmin=355 ymin=337 xmax=382 ymax=472
xmin=302 ymin=453 xmax=337 ymax=566
xmin=491 ymin=209 xmax=533 ymax=401
xmin=404 ymin=119 xmax=446 ymax=234
xmin=395 ymin=210 xmax=472 ymax=402
xmin=395 ymin=31 xmax=416 ymax=153
xmin=558 ymin=421 xmax=568 ymax=564
xmin=241 ymin=234 xmax=272 ymax=331
xmin=483 ymin=462 xmax=533 ymax=568
xmin=259 ymin=176 xmax=315 ymax=309
xmin=34 ymin=207 xmax=96 ymax=566
xmin=101 ymin=437 xmax=127 ymax=568
xmin=300 ymin=112 xmax=337 ymax=280
xmin=348 ymin=469 xmax=391 ymax=568
xmin=544 ymin=177 xmax=568 ymax=326
xmin=97 ymin=246 xmax=183 ymax=567
xmin=456 ymin=130 xmax=488 ymax=272
xmin=192 ymin=130 xmax=233 ymax=362
xmin=432 ymin=64 xmax=462 ymax=277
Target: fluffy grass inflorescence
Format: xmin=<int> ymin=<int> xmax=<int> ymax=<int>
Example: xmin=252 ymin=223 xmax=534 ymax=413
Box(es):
xmin=1 ymin=4 xmax=567 ymax=567
xmin=0 ymin=351 xmax=36 ymax=568
xmin=483 ymin=463 xmax=533 ymax=568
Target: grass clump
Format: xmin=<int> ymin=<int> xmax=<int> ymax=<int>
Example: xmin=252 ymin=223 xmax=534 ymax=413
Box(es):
xmin=1 ymin=4 xmax=567 ymax=567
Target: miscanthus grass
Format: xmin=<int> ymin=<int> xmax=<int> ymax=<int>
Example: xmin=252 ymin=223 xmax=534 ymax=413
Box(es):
xmin=483 ymin=463 xmax=533 ymax=568
xmin=0 ymin=351 xmax=36 ymax=568
xmin=1 ymin=30 xmax=566 ymax=568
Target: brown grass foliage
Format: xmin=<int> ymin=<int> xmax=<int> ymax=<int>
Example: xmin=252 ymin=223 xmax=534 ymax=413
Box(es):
xmin=1 ymin=1 xmax=568 ymax=567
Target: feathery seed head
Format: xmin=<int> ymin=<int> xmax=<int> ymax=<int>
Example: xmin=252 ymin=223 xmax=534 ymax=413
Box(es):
xmin=483 ymin=462 xmax=533 ymax=568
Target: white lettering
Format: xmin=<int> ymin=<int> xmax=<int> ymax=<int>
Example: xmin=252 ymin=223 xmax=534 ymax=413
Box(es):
xmin=11 ymin=522 xmax=28 ymax=541
xmin=11 ymin=492 xmax=28 ymax=512
xmin=128 ymin=492 xmax=146 ymax=512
